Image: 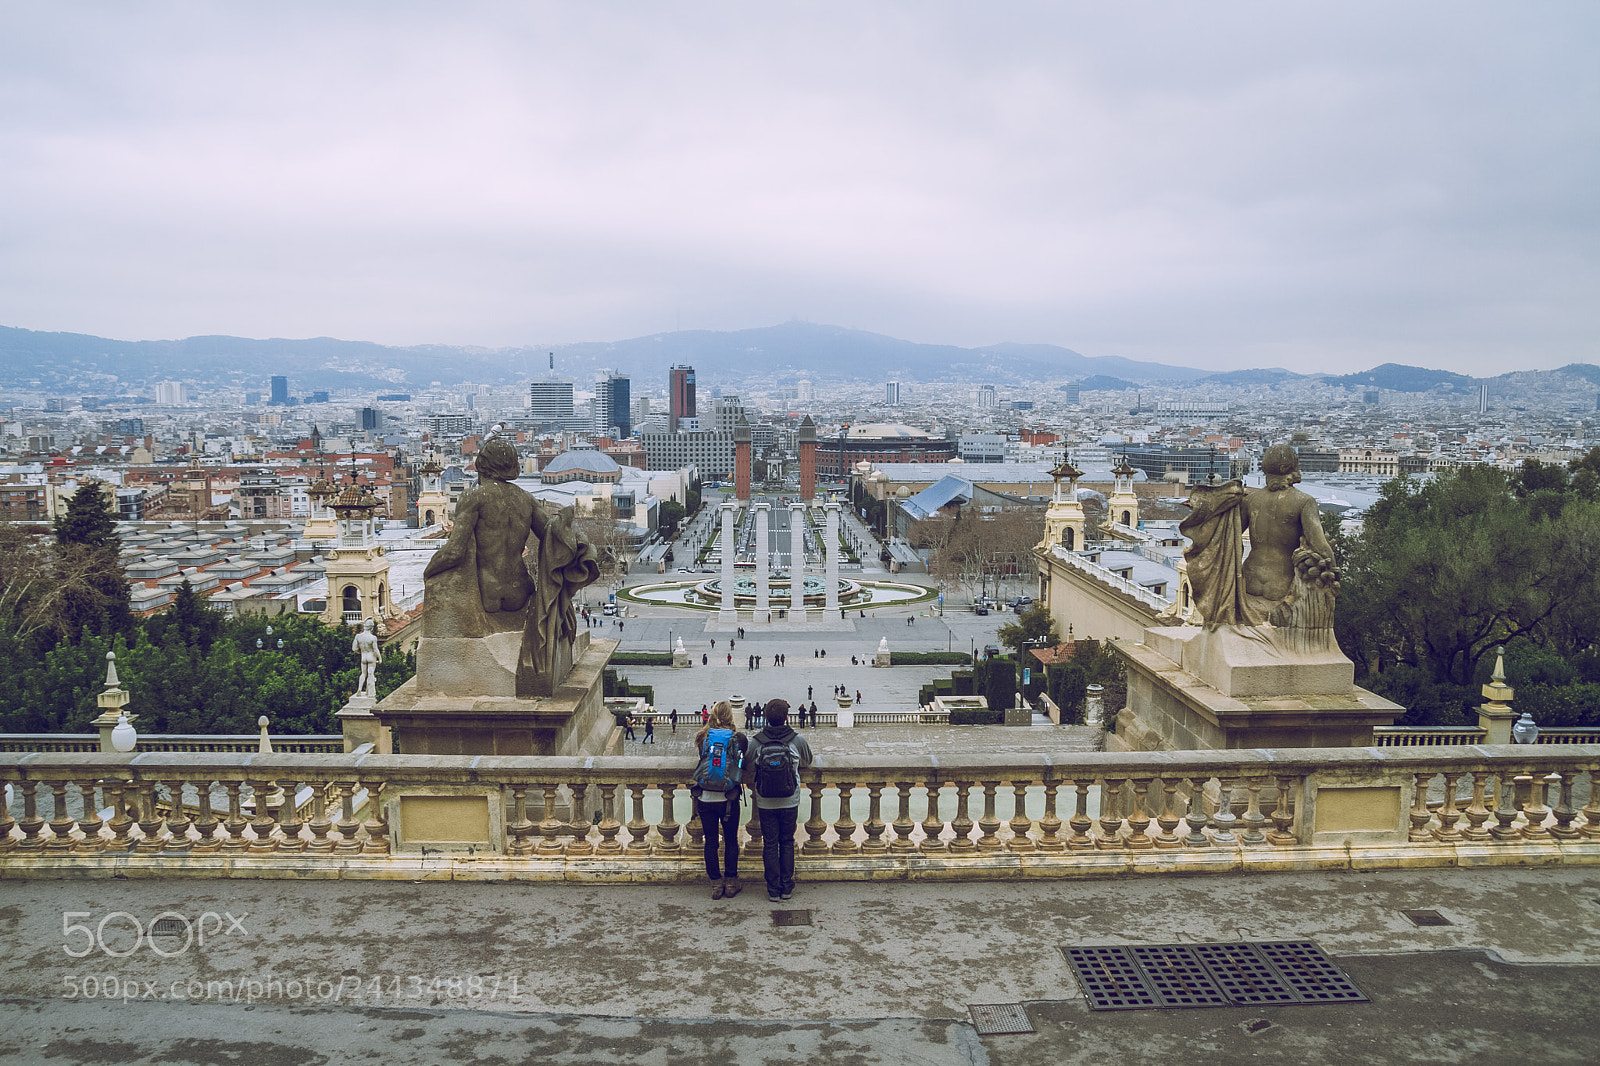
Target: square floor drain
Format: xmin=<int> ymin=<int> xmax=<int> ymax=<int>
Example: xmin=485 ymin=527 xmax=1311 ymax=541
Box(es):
xmin=149 ymin=918 xmax=187 ymax=937
xmin=968 ymin=1003 xmax=1035 ymax=1035
xmin=771 ymin=909 xmax=812 ymax=927
xmin=1062 ymin=942 xmax=1366 ymax=1011
xmin=1402 ymin=909 xmax=1452 ymax=927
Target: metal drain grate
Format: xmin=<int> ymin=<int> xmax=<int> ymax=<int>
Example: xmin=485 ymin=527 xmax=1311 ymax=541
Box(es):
xmin=1402 ymin=909 xmax=1452 ymax=927
xmin=968 ymin=1003 xmax=1035 ymax=1035
xmin=149 ymin=918 xmax=187 ymax=937
xmin=1062 ymin=942 xmax=1366 ymax=1012
xmin=771 ymin=909 xmax=812 ymax=927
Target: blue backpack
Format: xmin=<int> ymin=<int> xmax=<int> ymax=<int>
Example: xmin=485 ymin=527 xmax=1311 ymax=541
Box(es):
xmin=693 ymin=728 xmax=740 ymax=792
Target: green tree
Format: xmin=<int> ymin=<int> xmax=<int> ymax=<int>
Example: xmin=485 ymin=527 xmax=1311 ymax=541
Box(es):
xmin=1048 ymin=661 xmax=1089 ymax=724
xmin=658 ymin=499 xmax=687 ymax=539
xmin=54 ymin=480 xmax=119 ymax=549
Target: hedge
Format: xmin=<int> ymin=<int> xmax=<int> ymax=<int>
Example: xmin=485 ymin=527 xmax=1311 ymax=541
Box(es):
xmin=949 ymin=707 xmax=1004 ymax=725
xmin=888 ymin=651 xmax=973 ymax=666
xmin=609 ymin=652 xmax=675 ymax=667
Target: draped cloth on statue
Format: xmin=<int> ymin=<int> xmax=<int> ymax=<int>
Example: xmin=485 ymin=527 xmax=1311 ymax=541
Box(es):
xmin=520 ymin=504 xmax=601 ymax=683
xmin=1178 ymin=480 xmax=1269 ymax=628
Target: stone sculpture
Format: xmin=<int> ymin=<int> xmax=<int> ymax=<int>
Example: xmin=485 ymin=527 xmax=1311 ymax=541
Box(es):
xmin=352 ymin=618 xmax=380 ymax=699
xmin=421 ymin=436 xmax=600 ymax=692
xmin=1179 ymin=444 xmax=1340 ymax=644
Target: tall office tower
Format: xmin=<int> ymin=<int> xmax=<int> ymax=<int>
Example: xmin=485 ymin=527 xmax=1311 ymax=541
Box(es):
xmin=885 ymin=381 xmax=900 ymax=405
xmin=1064 ymin=381 xmax=1081 ymax=405
xmin=1478 ymin=383 xmax=1489 ymax=416
xmin=669 ymin=365 xmax=695 ymax=431
xmin=594 ymin=372 xmax=631 ymax=438
xmin=978 ymin=384 xmax=997 ymax=408
xmin=361 ymin=407 xmax=380 ymax=432
xmin=797 ymin=379 xmax=814 ymax=403
xmin=632 ymin=395 xmax=651 ymax=426
xmin=528 ymin=377 xmax=576 ymax=423
xmin=1363 ymin=389 xmax=1380 ymax=405
xmin=154 ymin=382 xmax=186 ymax=405
xmin=270 ymin=376 xmax=289 ymax=405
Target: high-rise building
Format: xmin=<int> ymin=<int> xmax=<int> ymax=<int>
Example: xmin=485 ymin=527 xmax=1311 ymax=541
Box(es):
xmin=155 ymin=382 xmax=187 ymax=405
xmin=361 ymin=408 xmax=380 ymax=432
xmin=797 ymin=380 xmax=814 ymax=403
xmin=669 ymin=365 xmax=695 ymax=431
xmin=594 ymin=372 xmax=631 ymax=438
xmin=1478 ymin=383 xmax=1489 ymax=416
xmin=632 ymin=395 xmax=651 ymax=426
xmin=1063 ymin=381 xmax=1081 ymax=405
xmin=978 ymin=384 xmax=997 ymax=408
xmin=885 ymin=381 xmax=900 ymax=405
xmin=1363 ymin=389 xmax=1381 ymax=405
xmin=528 ymin=377 xmax=575 ymax=423
xmin=270 ymin=376 xmax=289 ymax=405
xmin=244 ymin=391 xmax=261 ymax=405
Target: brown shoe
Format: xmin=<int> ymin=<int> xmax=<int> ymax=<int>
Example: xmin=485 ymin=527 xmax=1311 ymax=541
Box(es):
xmin=711 ymin=879 xmax=726 ymax=900
xmin=722 ymin=877 xmax=742 ymax=899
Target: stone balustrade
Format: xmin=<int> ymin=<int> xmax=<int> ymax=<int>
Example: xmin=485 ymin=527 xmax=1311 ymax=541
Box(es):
xmin=3 ymin=745 xmax=1597 ymax=881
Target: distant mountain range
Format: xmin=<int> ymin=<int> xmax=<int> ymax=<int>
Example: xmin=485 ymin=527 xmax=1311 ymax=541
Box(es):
xmin=1 ymin=321 xmax=1595 ymax=396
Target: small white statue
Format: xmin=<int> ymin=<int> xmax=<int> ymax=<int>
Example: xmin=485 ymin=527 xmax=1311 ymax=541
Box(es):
xmin=352 ymin=618 xmax=380 ymax=698
xmin=878 ymin=637 xmax=889 ymax=652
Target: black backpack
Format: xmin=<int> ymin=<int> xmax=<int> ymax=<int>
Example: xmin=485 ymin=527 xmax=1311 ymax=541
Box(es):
xmin=753 ymin=736 xmax=800 ymax=798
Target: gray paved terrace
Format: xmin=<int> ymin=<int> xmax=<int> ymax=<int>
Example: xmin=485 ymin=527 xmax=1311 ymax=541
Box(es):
xmin=1 ymin=867 xmax=1595 ymax=1064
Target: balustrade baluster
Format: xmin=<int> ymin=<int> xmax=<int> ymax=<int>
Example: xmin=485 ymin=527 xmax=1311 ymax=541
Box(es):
xmin=1095 ymin=778 xmax=1125 ymax=849
xmin=685 ymin=791 xmax=707 ymax=854
xmin=1489 ymin=773 xmax=1520 ymax=841
xmin=657 ymin=783 xmax=682 ymax=855
xmin=222 ymin=777 xmax=249 ymax=851
xmin=948 ymin=781 xmax=976 ymax=851
xmin=624 ymin=783 xmax=652 ymax=854
xmin=1124 ymin=778 xmax=1154 ymax=849
xmin=131 ymin=781 xmax=164 ymax=852
xmin=862 ymin=783 xmax=888 ymax=853
xmin=75 ymin=780 xmax=104 ymax=852
xmin=104 ymin=779 xmax=137 ymax=850
xmin=595 ymin=784 xmax=623 ymax=853
xmin=1549 ymin=772 xmax=1579 ymax=840
xmin=16 ymin=780 xmax=44 ymax=848
xmin=1036 ymin=782 xmax=1064 ymax=851
xmin=306 ymin=782 xmax=334 ymax=853
xmin=277 ymin=780 xmax=305 ymax=852
xmin=163 ymin=780 xmax=194 ymax=852
xmin=1007 ymin=781 xmax=1036 ymax=851
xmin=246 ymin=778 xmax=277 ymax=852
xmin=1521 ymin=772 xmax=1552 ymax=841
xmin=536 ymin=784 xmax=564 ymax=855
xmin=1240 ymin=777 xmax=1267 ymax=845
xmin=1461 ymin=772 xmax=1492 ymax=842
xmin=1153 ymin=778 xmax=1182 ymax=848
xmin=1582 ymin=765 xmax=1600 ymax=840
xmin=333 ymin=782 xmax=362 ymax=852
xmin=976 ymin=781 xmax=1003 ymax=851
xmin=46 ymin=781 xmax=75 ymax=851
xmin=833 ymin=783 xmax=860 ymax=854
xmin=1267 ymin=776 xmax=1299 ymax=845
xmin=1184 ymin=777 xmax=1211 ymax=847
xmin=1210 ymin=779 xmax=1237 ymax=845
xmin=1408 ymin=773 xmax=1434 ymax=842
xmin=359 ymin=779 xmax=389 ymax=853
xmin=0 ymin=776 xmax=15 ymax=850
xmin=918 ymin=782 xmax=947 ymax=852
xmin=890 ymin=781 xmax=917 ymax=851
xmin=742 ymin=792 xmax=764 ymax=859
xmin=1431 ymin=772 xmax=1463 ymax=842
xmin=801 ymin=781 xmax=830 ymax=854
xmin=567 ymin=784 xmax=595 ymax=855
xmin=1068 ymin=779 xmax=1095 ymax=849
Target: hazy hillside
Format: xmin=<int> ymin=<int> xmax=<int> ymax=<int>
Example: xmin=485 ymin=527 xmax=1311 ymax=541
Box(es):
xmin=1321 ymin=363 xmax=1478 ymax=392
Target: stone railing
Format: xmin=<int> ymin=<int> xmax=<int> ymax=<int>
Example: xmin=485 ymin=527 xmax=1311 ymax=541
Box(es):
xmin=1375 ymin=726 xmax=1600 ymax=747
xmin=0 ymin=734 xmax=346 ymax=755
xmin=1051 ymin=545 xmax=1170 ymax=612
xmin=4 ymin=746 xmax=1597 ymax=880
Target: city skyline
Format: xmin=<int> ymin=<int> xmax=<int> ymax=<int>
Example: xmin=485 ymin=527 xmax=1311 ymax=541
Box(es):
xmin=0 ymin=4 xmax=1595 ymax=375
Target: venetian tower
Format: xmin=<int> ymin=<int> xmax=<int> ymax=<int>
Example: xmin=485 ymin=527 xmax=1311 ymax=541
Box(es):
xmin=1108 ymin=459 xmax=1141 ymax=529
xmin=1040 ymin=458 xmax=1087 ymax=552
xmin=414 ymin=452 xmax=450 ymax=529
xmin=320 ymin=483 xmax=395 ymax=629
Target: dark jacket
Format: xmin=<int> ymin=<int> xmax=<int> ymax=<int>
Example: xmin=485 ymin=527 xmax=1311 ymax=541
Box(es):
xmin=749 ymin=724 xmax=815 ymax=809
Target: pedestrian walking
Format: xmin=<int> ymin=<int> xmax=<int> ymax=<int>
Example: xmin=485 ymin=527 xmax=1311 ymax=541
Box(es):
xmin=692 ymin=701 xmax=748 ymax=900
xmin=808 ymin=702 xmax=818 ymax=727
xmin=727 ymin=653 xmax=732 ymax=665
xmin=670 ymin=708 xmax=679 ymax=734
xmin=807 ymin=685 xmax=813 ymax=700
xmin=643 ymin=718 xmax=655 ymax=744
xmin=750 ymin=700 xmax=813 ymax=902
xmin=856 ymin=690 xmax=862 ymax=704
xmin=702 ymin=653 xmax=708 ymax=666
xmin=623 ymin=715 xmax=636 ymax=742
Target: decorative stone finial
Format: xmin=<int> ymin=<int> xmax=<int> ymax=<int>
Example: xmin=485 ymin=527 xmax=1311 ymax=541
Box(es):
xmin=257 ymin=716 xmax=273 ymax=754
xmin=103 ymin=650 xmax=120 ymax=690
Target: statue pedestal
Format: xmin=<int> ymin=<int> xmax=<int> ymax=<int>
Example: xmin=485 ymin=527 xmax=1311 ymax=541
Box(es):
xmin=376 ymin=636 xmax=617 ymax=756
xmin=672 ymin=645 xmax=692 ymax=669
xmin=1109 ymin=625 xmax=1402 ymax=751
xmin=336 ymin=696 xmax=391 ymax=754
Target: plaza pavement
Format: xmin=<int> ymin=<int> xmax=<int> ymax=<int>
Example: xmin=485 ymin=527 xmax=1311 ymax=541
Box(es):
xmin=1 ymin=867 xmax=1595 ymax=1064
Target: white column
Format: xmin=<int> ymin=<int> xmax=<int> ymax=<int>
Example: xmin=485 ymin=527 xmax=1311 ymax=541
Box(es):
xmin=718 ymin=502 xmax=737 ymax=622
xmin=825 ymin=502 xmax=840 ymax=615
xmin=754 ymin=503 xmax=770 ymax=616
xmin=790 ymin=502 xmax=807 ymax=619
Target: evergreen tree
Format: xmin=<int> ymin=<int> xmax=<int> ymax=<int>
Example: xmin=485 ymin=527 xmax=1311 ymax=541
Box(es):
xmin=54 ymin=480 xmax=120 ymax=549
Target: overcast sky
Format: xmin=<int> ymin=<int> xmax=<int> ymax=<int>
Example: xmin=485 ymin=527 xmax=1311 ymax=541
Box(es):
xmin=1 ymin=3 xmax=1595 ymax=373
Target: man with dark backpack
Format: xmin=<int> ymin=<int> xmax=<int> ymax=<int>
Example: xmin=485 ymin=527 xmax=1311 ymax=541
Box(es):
xmin=691 ymin=701 xmax=748 ymax=900
xmin=750 ymin=699 xmax=814 ymax=902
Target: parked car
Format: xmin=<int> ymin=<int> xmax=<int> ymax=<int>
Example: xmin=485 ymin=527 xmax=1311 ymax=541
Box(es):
xmin=973 ymin=604 xmax=989 ymax=615
xmin=603 ymin=602 xmax=618 ymax=616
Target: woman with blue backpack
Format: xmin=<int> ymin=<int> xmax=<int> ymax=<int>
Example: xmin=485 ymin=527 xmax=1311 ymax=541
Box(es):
xmin=692 ymin=701 xmax=749 ymax=900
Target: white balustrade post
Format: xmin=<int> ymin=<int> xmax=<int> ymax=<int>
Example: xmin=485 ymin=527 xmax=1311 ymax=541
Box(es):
xmin=754 ymin=503 xmax=770 ymax=616
xmin=719 ymin=503 xmax=737 ymax=623
xmin=790 ymin=502 xmax=806 ymax=620
xmin=825 ymin=503 xmax=840 ymax=614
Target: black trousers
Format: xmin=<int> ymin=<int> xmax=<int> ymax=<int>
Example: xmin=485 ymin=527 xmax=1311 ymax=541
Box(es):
xmin=697 ymin=797 xmax=740 ymax=879
xmin=758 ymin=806 xmax=798 ymax=897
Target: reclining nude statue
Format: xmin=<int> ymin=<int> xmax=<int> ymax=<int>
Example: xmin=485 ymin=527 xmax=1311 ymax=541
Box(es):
xmin=421 ymin=436 xmax=601 ymax=691
xmin=1178 ymin=444 xmax=1340 ymax=650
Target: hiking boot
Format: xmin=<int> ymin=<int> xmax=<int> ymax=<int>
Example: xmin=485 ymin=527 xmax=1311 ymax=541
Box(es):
xmin=722 ymin=878 xmax=742 ymax=899
xmin=711 ymin=880 xmax=726 ymax=900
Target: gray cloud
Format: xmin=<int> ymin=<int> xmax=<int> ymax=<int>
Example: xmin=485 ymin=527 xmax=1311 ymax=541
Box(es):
xmin=0 ymin=1 xmax=1595 ymax=373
